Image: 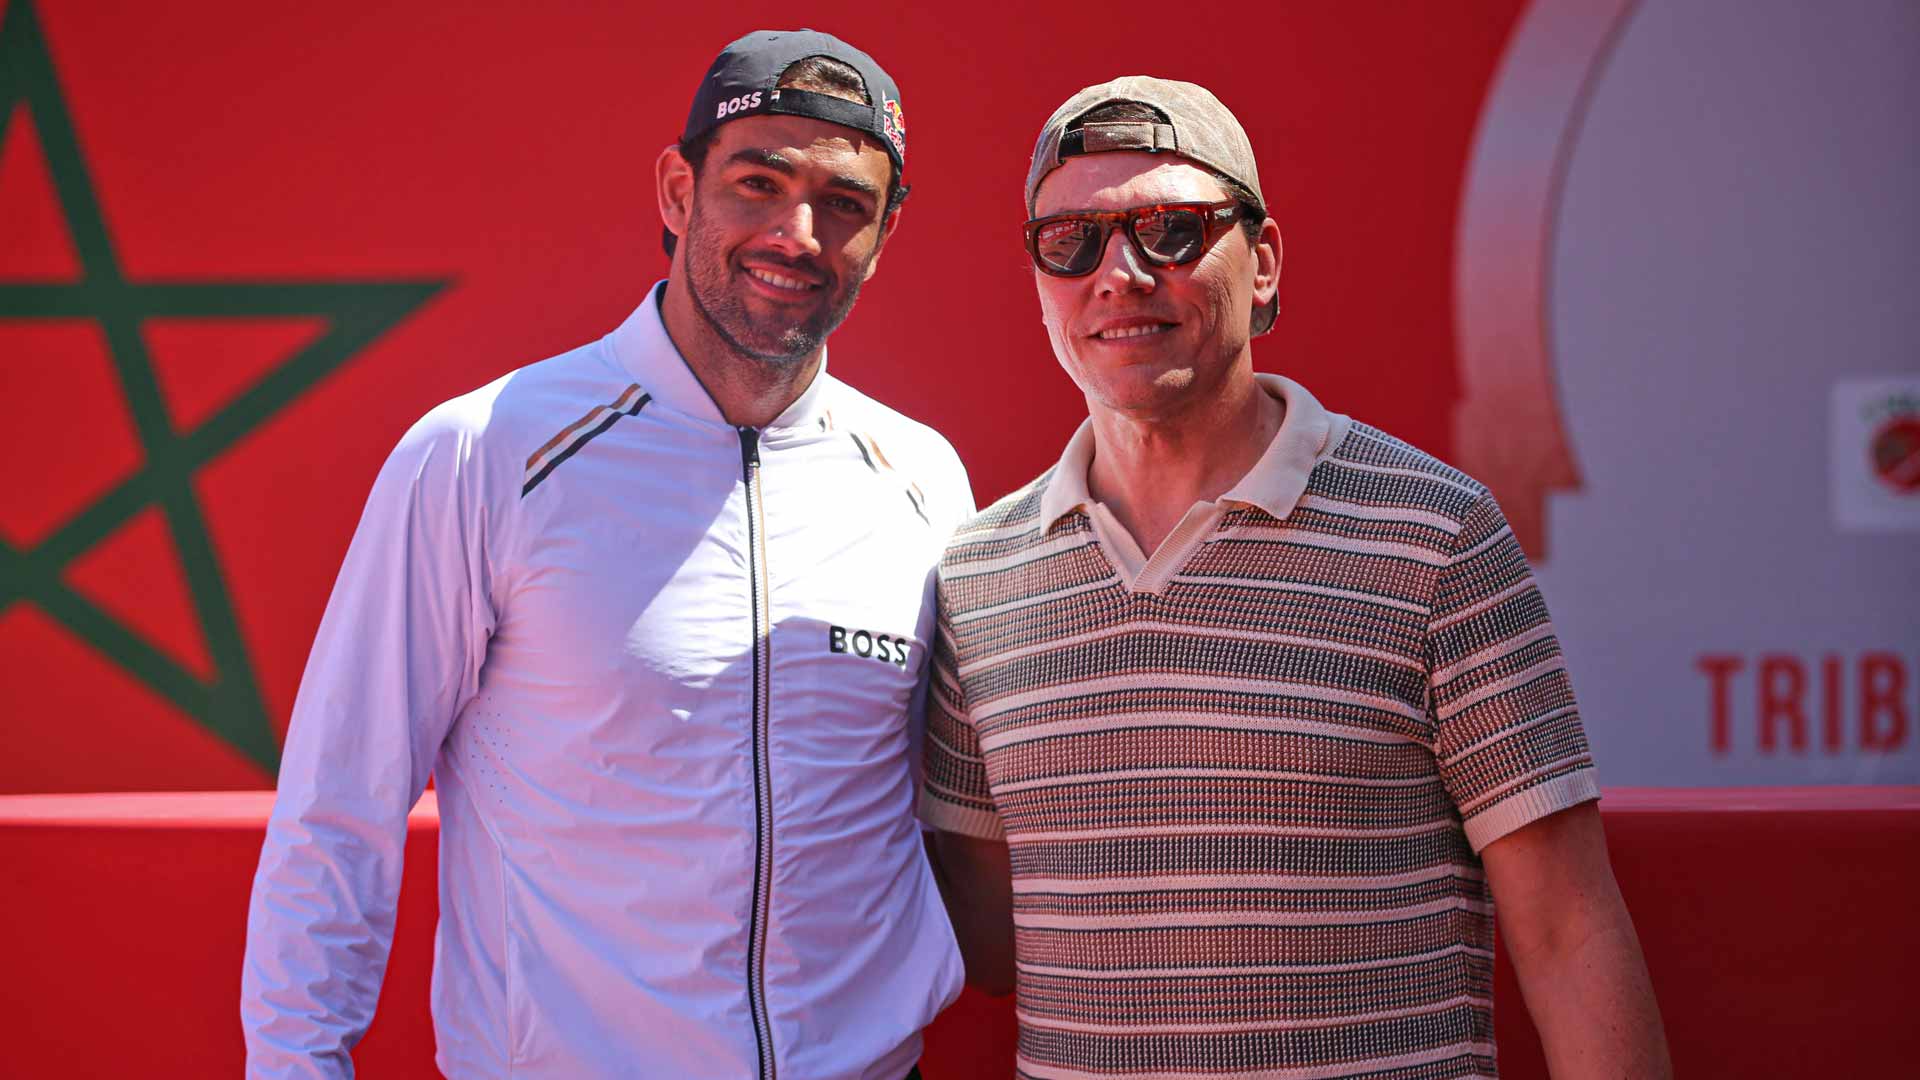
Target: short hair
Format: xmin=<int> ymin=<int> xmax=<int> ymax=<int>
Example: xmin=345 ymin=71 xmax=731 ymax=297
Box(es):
xmin=1063 ymin=101 xmax=1265 ymax=244
xmin=663 ymin=55 xmax=911 ymax=256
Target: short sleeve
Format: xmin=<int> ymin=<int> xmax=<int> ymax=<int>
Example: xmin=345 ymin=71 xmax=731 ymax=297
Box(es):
xmin=1427 ymin=493 xmax=1599 ymax=851
xmin=917 ymin=576 xmax=1003 ymax=839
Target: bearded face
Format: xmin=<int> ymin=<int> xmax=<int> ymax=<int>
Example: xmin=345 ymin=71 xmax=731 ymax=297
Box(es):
xmin=681 ymin=194 xmax=868 ymax=365
xmin=675 ymin=115 xmax=895 ymax=367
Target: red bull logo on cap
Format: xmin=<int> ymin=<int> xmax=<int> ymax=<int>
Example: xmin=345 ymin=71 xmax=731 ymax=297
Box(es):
xmin=883 ymin=98 xmax=906 ymax=158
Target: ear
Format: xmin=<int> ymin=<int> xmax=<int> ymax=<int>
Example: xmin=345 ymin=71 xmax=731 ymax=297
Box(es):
xmin=861 ymin=205 xmax=904 ymax=282
xmin=1251 ymin=215 xmax=1283 ymax=309
xmin=657 ymin=144 xmax=696 ymax=245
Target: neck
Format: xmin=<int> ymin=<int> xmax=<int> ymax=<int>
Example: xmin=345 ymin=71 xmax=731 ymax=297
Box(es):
xmin=1084 ymin=361 xmax=1282 ymax=554
xmin=659 ymin=272 xmax=822 ymax=429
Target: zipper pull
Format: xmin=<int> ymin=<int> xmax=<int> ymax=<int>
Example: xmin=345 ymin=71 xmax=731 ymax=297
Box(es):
xmin=738 ymin=426 xmax=760 ymax=475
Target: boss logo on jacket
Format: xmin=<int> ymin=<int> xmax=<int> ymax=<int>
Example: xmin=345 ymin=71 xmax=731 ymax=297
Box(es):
xmin=829 ymin=624 xmax=913 ymax=668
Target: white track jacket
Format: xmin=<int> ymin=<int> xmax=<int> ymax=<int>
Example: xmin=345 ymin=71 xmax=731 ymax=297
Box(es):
xmin=242 ymin=283 xmax=971 ymax=1079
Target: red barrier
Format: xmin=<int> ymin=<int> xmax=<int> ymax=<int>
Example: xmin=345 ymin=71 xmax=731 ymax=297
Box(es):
xmin=3 ymin=789 xmax=1915 ymax=1076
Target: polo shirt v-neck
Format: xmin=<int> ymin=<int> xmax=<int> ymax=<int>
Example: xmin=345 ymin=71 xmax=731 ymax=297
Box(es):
xmin=1036 ymin=373 xmax=1353 ymax=592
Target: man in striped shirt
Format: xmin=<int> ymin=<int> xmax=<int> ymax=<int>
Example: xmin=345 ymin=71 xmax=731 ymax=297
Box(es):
xmin=919 ymin=77 xmax=1671 ymax=1079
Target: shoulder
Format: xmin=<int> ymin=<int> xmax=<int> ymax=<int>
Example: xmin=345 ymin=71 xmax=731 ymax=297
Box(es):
xmin=392 ymin=338 xmax=634 ymax=482
xmin=822 ymin=376 xmax=967 ymax=477
xmin=362 ymin=338 xmax=651 ymax=526
xmin=1315 ymin=419 xmax=1496 ymax=532
xmin=820 ymin=376 xmax=973 ymax=515
xmin=938 ymin=467 xmax=1058 ymax=574
xmin=396 ymin=373 xmax=510 ymax=457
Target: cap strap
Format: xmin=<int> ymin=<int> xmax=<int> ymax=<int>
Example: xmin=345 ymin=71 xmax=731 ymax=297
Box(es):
xmin=769 ymin=88 xmax=879 ymax=139
xmin=1063 ymin=121 xmax=1179 ymax=158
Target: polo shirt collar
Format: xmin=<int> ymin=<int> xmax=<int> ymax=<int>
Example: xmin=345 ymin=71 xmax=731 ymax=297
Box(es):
xmin=605 ymin=279 xmax=833 ymax=431
xmin=1038 ymin=420 xmax=1100 ymax=530
xmin=1038 ymin=373 xmax=1349 ymax=529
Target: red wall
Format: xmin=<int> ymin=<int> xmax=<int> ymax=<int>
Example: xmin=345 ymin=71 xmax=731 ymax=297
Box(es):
xmin=0 ymin=0 xmax=1523 ymax=791
xmin=6 ymin=788 xmax=1916 ymax=1075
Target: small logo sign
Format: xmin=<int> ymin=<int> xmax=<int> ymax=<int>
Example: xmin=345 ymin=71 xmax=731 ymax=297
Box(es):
xmin=1831 ymin=378 xmax=1920 ymax=531
xmin=882 ymin=98 xmax=906 ymax=158
xmin=1869 ymin=413 xmax=1920 ymax=494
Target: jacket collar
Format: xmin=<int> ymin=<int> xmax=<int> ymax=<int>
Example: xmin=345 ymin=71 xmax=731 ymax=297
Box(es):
xmin=605 ymin=280 xmax=834 ymax=431
xmin=1038 ymin=373 xmax=1350 ymax=529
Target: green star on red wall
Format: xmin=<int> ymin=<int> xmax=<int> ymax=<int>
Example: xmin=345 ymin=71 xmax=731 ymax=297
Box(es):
xmin=0 ymin=0 xmax=449 ymax=773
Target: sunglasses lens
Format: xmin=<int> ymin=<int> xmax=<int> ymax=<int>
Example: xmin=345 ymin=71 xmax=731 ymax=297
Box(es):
xmin=1034 ymin=218 xmax=1102 ymax=275
xmin=1133 ymin=209 xmax=1207 ymax=263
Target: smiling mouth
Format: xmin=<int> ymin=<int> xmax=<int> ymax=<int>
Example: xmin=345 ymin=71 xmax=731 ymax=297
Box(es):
xmin=745 ymin=266 xmax=823 ymax=293
xmin=1094 ymin=322 xmax=1176 ymax=341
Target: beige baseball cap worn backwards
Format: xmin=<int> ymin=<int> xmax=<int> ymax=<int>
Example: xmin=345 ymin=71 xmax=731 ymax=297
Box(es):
xmin=1026 ymin=75 xmax=1276 ymax=336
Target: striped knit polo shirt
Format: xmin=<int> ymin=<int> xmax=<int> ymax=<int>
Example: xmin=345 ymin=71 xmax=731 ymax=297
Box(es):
xmin=919 ymin=374 xmax=1600 ymax=1080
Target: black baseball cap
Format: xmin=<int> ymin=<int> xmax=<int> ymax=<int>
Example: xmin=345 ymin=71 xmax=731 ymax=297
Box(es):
xmin=682 ymin=29 xmax=908 ymax=175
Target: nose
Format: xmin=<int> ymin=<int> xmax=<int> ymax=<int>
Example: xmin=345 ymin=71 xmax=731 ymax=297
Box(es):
xmin=1092 ymin=226 xmax=1154 ymax=297
xmin=764 ymin=200 xmax=821 ymax=258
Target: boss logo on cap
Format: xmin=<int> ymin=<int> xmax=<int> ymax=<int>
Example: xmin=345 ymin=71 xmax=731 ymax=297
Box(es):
xmin=716 ymin=91 xmax=764 ymax=119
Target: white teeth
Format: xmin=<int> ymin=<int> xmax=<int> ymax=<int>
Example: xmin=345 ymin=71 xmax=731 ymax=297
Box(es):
xmin=748 ymin=268 xmax=813 ymax=291
xmin=1097 ymin=323 xmax=1172 ymax=340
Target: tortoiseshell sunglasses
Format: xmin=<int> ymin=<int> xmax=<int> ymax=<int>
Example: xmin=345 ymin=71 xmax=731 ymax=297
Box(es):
xmin=1024 ymin=199 xmax=1246 ymax=277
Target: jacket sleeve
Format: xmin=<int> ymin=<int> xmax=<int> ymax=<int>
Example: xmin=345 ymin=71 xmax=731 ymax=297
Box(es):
xmin=240 ymin=411 xmax=497 ymax=1078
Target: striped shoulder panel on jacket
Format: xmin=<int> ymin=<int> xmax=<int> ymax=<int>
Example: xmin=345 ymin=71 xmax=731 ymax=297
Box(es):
xmin=843 ymin=427 xmax=934 ymax=526
xmin=521 ymin=382 xmax=650 ymax=497
xmin=815 ymin=384 xmax=973 ymax=531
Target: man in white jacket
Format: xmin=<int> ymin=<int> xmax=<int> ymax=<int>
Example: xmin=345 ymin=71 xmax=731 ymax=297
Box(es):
xmin=242 ymin=30 xmax=970 ymax=1080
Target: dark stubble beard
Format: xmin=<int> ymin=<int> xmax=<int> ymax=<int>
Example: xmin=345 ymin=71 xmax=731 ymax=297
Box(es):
xmin=682 ymin=199 xmax=871 ymax=367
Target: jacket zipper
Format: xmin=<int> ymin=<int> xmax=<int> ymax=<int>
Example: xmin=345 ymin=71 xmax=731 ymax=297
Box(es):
xmin=738 ymin=426 xmax=776 ymax=1080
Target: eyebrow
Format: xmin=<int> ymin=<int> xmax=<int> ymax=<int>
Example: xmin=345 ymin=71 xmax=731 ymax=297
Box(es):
xmin=725 ymin=147 xmax=882 ymax=200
